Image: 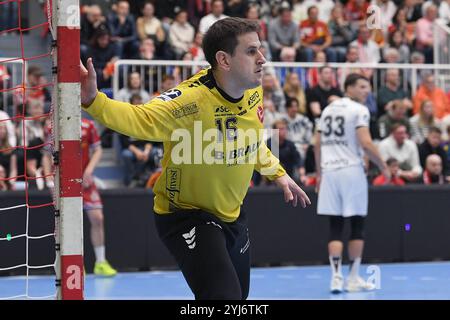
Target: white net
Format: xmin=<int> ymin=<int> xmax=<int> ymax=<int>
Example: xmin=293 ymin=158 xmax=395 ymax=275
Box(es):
xmin=0 ymin=0 xmax=58 ymax=299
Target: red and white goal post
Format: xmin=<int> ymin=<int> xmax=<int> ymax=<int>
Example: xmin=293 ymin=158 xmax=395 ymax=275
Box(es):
xmin=52 ymin=0 xmax=84 ymax=300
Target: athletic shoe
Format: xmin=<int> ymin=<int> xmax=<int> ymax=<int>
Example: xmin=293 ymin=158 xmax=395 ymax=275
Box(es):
xmin=94 ymin=261 xmax=117 ymax=277
xmin=330 ymin=274 xmax=344 ymax=294
xmin=345 ymin=276 xmax=376 ymax=292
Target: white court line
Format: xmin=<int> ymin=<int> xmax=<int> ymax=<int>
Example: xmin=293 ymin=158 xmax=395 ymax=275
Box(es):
xmin=163 ymin=274 xmax=181 ymax=278
xmin=277 ymin=274 xmax=294 ymax=279
xmin=0 ymin=295 xmax=27 ymax=300
xmin=305 ymin=274 xmax=322 ymax=279
xmin=27 ymin=295 xmax=56 ymax=300
xmin=420 ymin=276 xmax=437 ymax=281
xmin=0 ymin=275 xmax=54 ymax=280
xmin=392 ymin=276 xmax=408 ymax=280
xmin=88 ymin=296 xmax=192 ymax=300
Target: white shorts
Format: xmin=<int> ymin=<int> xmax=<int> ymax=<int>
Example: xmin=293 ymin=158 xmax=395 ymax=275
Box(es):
xmin=317 ymin=165 xmax=368 ymax=217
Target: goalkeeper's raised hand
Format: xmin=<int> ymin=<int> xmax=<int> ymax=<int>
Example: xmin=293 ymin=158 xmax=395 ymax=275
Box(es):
xmin=80 ymin=58 xmax=98 ymax=107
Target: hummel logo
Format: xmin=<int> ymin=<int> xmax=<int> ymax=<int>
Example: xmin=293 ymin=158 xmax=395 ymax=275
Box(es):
xmin=240 ymin=238 xmax=250 ymax=254
xmin=182 ymin=227 xmax=196 ymax=249
xmin=240 ymin=228 xmax=250 ymax=254
xmin=206 ymin=221 xmax=222 ymax=229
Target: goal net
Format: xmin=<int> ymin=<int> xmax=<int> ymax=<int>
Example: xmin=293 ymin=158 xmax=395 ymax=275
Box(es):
xmin=0 ymin=0 xmax=83 ymax=300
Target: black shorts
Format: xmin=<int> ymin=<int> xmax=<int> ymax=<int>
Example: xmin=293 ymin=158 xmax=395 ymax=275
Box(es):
xmin=154 ymin=209 xmax=250 ymax=300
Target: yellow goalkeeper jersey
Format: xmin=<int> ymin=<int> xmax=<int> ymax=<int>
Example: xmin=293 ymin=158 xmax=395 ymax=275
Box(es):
xmin=83 ymin=68 xmax=286 ymax=222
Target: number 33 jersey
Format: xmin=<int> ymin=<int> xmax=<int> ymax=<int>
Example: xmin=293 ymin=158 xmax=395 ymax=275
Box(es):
xmin=317 ymin=97 xmax=370 ymax=172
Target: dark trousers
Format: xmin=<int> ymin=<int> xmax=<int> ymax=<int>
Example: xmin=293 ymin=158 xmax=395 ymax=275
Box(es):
xmin=154 ymin=209 xmax=250 ymax=300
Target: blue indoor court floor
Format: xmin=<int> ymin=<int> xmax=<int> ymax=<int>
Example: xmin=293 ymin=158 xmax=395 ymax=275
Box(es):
xmin=1 ymin=261 xmax=450 ymax=300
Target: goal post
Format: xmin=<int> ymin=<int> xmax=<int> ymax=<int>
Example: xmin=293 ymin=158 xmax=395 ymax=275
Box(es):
xmin=52 ymin=0 xmax=84 ymax=300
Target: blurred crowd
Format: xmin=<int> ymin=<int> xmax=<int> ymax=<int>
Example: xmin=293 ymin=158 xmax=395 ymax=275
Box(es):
xmin=0 ymin=0 xmax=450 ymax=190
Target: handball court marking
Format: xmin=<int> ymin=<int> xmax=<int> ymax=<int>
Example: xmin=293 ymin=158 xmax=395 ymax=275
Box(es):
xmin=0 ymin=262 xmax=449 ymax=299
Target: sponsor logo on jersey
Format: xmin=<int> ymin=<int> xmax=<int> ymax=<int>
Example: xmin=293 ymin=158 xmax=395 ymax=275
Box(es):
xmin=156 ymin=89 xmax=182 ymax=102
xmin=213 ymin=141 xmax=261 ymax=163
xmin=257 ymin=105 xmax=264 ymax=123
xmin=322 ymin=139 xmax=349 ymax=147
xmin=166 ymin=168 xmax=181 ymax=205
xmin=215 ymin=106 xmax=231 ymax=113
xmin=323 ymin=158 xmax=349 ymax=167
xmin=172 ymin=102 xmax=199 ymax=118
xmin=169 ymin=123 xmax=277 ymax=169
xmin=248 ymin=91 xmax=260 ymax=106
xmin=188 ymin=80 xmax=201 ymax=88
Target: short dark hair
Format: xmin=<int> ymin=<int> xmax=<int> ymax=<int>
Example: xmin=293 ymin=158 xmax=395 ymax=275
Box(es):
xmin=246 ymin=3 xmax=260 ymax=16
xmin=27 ymin=65 xmax=43 ymax=77
xmin=346 ymin=44 xmax=358 ymax=55
xmin=174 ymin=6 xmax=187 ymax=17
xmin=391 ymin=99 xmax=405 ymax=110
xmin=319 ymin=65 xmax=332 ymax=74
xmin=286 ymin=98 xmax=299 ymax=109
xmin=390 ymin=123 xmax=406 ymax=134
xmin=272 ymin=118 xmax=288 ymax=129
xmin=344 ymin=73 xmax=369 ymax=91
xmin=429 ymin=126 xmax=442 ymax=135
xmin=202 ymin=17 xmax=260 ymax=69
xmin=307 ymin=5 xmax=318 ymax=15
xmin=91 ymin=25 xmax=110 ymax=45
xmin=386 ymin=157 xmax=399 ymax=166
xmin=279 ymin=6 xmax=291 ymax=15
xmin=129 ymin=93 xmax=143 ymax=104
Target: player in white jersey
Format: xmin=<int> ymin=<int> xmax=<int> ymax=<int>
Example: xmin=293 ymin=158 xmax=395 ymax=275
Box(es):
xmin=314 ymin=74 xmax=389 ymax=293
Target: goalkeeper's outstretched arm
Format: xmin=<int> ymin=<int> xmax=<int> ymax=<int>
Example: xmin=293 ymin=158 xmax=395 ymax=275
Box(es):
xmin=80 ymin=59 xmax=188 ymax=143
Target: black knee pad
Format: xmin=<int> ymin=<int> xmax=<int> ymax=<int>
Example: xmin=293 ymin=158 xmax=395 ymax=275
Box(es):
xmin=329 ymin=216 xmax=344 ymax=242
xmin=350 ymin=216 xmax=365 ymax=240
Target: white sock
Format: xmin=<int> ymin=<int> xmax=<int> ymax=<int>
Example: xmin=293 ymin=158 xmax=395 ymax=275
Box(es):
xmin=94 ymin=246 xmax=106 ymax=263
xmin=349 ymin=257 xmax=361 ymax=279
xmin=329 ymin=256 xmax=342 ymax=276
